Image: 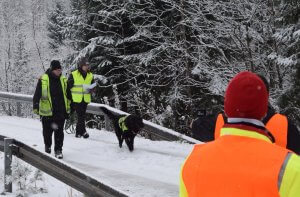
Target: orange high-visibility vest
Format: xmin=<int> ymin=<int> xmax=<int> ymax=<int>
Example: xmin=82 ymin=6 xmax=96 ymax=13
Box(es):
xmin=214 ymin=113 xmax=288 ymax=148
xmin=214 ymin=113 xmax=224 ymax=139
xmin=181 ymin=131 xmax=289 ymax=197
xmin=265 ymin=114 xmax=288 ymax=148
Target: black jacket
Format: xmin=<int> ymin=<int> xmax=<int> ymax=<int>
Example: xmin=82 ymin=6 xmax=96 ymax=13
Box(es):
xmin=191 ymin=115 xmax=216 ymax=142
xmin=33 ymin=69 xmax=71 ymax=120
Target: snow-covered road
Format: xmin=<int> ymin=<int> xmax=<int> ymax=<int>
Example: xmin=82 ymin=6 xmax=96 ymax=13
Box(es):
xmin=0 ymin=115 xmax=194 ymax=197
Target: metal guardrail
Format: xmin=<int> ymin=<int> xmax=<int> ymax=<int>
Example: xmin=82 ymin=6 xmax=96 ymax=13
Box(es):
xmin=0 ymin=91 xmax=199 ymax=195
xmin=0 ymin=135 xmax=128 ymax=197
xmin=0 ymin=91 xmax=198 ymax=144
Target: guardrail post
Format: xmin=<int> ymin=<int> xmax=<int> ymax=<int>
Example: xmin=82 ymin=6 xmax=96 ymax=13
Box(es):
xmin=104 ymin=115 xmax=111 ymax=131
xmin=4 ymin=138 xmax=13 ymax=193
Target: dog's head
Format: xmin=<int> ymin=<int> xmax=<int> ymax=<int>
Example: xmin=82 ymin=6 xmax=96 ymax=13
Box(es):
xmin=125 ymin=115 xmax=144 ymax=134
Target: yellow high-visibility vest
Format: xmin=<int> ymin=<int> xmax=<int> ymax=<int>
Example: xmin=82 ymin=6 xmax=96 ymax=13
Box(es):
xmin=71 ymin=70 xmax=93 ymax=103
xmin=39 ymin=74 xmax=70 ymax=116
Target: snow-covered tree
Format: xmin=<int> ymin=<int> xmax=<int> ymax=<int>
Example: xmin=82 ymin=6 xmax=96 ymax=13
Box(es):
xmin=60 ymin=0 xmax=300 ymax=133
xmin=12 ymin=32 xmax=31 ymax=116
xmin=276 ymin=0 xmax=300 ymax=124
xmin=0 ymin=0 xmax=51 ymax=116
xmin=47 ymin=2 xmax=67 ymax=50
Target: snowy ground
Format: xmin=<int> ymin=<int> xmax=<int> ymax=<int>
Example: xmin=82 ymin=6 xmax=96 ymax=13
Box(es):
xmin=0 ymin=115 xmax=194 ymax=196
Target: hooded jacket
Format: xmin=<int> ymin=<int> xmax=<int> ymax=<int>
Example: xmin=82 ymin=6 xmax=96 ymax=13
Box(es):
xmin=33 ymin=69 xmax=71 ymax=120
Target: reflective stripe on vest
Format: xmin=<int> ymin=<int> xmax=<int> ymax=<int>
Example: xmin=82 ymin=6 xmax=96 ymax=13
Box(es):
xmin=214 ymin=113 xmax=224 ymax=140
xmin=180 ymin=128 xmax=290 ymax=197
xmin=118 ymin=116 xmax=128 ymax=132
xmin=214 ymin=113 xmax=288 ymax=149
xmin=61 ymin=76 xmax=71 ymax=114
xmin=39 ymin=74 xmax=70 ymax=116
xmin=279 ymin=153 xmax=300 ymax=196
xmin=265 ymin=114 xmax=288 ymax=148
xmin=71 ymin=70 xmax=93 ymax=103
xmin=39 ymin=75 xmax=52 ymax=116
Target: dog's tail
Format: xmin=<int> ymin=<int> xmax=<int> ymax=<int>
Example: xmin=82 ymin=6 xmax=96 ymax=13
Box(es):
xmin=100 ymin=107 xmax=116 ymax=119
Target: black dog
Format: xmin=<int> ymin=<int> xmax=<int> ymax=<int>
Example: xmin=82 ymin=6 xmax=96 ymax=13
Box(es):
xmin=100 ymin=107 xmax=144 ymax=151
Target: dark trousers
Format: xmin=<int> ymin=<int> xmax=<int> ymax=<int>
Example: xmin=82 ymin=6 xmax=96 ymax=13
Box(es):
xmin=42 ymin=117 xmax=65 ymax=152
xmin=74 ymin=102 xmax=88 ymax=135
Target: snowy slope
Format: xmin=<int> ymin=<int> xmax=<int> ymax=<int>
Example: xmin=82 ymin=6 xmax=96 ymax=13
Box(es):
xmin=0 ymin=115 xmax=194 ymax=196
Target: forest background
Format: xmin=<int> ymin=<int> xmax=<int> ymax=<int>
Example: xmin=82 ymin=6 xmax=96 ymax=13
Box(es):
xmin=0 ymin=0 xmax=299 ymax=136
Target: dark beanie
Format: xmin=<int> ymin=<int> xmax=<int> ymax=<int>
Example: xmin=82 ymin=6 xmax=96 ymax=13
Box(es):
xmin=224 ymin=71 xmax=268 ymax=120
xmin=197 ymin=109 xmax=206 ymax=117
xmin=78 ymin=57 xmax=88 ymax=67
xmin=50 ymin=60 xmax=62 ymax=70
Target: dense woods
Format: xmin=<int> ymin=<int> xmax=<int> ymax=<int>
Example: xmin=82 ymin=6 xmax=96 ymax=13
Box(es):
xmin=0 ymin=0 xmax=299 ymax=134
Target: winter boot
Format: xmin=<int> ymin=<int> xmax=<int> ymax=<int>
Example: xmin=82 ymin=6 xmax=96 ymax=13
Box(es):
xmin=118 ymin=138 xmax=123 ymax=148
xmin=55 ymin=151 xmax=63 ymax=159
xmin=45 ymin=146 xmax=51 ymax=154
xmin=75 ymin=134 xmax=82 ymax=138
xmin=82 ymin=132 xmax=89 ymax=139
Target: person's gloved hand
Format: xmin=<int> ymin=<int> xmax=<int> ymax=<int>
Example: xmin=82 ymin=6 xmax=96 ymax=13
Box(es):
xmin=33 ymin=108 xmax=39 ymax=115
xmin=89 ymin=88 xmax=96 ymax=93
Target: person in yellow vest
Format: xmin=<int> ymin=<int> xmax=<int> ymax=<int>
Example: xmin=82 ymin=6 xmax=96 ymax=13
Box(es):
xmin=180 ymin=71 xmax=300 ymax=196
xmin=67 ymin=57 xmax=94 ymax=138
xmin=33 ymin=60 xmax=71 ymax=159
xmin=214 ymin=74 xmax=300 ymax=154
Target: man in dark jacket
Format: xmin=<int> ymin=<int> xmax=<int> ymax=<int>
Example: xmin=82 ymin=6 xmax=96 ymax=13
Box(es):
xmin=67 ymin=57 xmax=94 ymax=138
xmin=33 ymin=60 xmax=71 ymax=159
xmin=190 ymin=109 xmax=216 ymax=142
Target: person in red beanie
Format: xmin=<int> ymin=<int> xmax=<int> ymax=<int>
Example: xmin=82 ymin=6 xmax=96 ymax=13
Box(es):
xmin=180 ymin=71 xmax=300 ymax=197
xmin=214 ymin=74 xmax=300 ymax=154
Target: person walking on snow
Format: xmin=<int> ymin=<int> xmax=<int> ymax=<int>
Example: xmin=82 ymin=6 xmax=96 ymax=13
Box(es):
xmin=180 ymin=71 xmax=300 ymax=196
xmin=67 ymin=57 xmax=95 ymax=138
xmin=33 ymin=60 xmax=71 ymax=159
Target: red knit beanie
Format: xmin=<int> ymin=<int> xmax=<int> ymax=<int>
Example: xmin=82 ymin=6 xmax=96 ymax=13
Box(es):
xmin=224 ymin=71 xmax=268 ymax=120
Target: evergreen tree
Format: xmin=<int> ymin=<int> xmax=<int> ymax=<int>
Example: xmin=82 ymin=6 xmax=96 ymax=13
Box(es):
xmin=0 ymin=0 xmax=33 ymax=116
xmin=65 ymin=0 xmax=135 ymax=111
xmin=277 ymin=0 xmax=300 ymax=124
xmin=267 ymin=0 xmax=300 ymax=93
xmin=279 ymin=66 xmax=300 ymax=126
xmin=61 ymin=0 xmax=300 ymax=133
xmin=11 ymin=32 xmax=30 ymax=116
xmin=47 ymin=2 xmax=67 ymax=50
